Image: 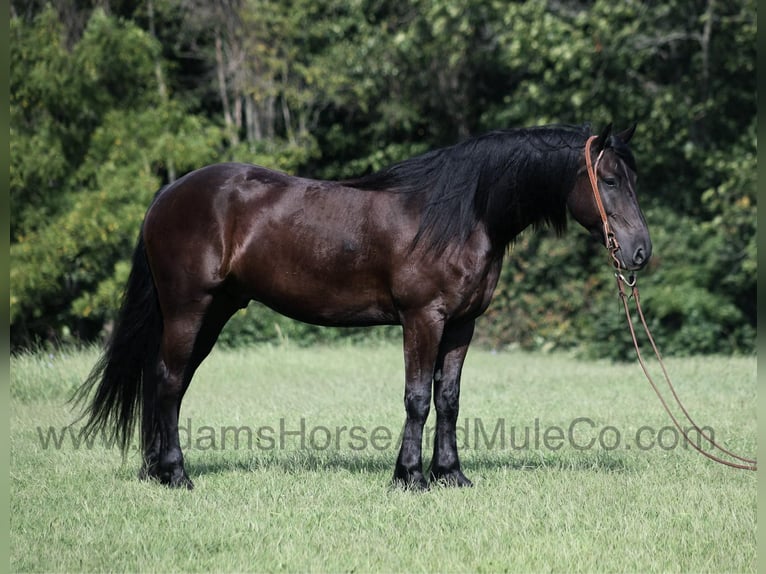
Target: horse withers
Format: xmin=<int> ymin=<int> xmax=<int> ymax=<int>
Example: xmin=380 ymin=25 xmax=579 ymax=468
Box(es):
xmin=74 ymin=123 xmax=651 ymax=490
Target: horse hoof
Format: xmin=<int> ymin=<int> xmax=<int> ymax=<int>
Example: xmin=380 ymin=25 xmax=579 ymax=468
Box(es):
xmin=138 ymin=460 xmax=160 ymax=481
xmin=137 ymin=458 xmax=193 ymax=489
xmin=392 ymin=471 xmax=429 ymax=491
xmin=148 ymin=466 xmax=194 ymax=490
xmin=165 ymin=471 xmax=194 ymax=490
xmin=177 ymin=477 xmax=195 ymax=490
xmin=430 ymin=469 xmax=473 ymax=488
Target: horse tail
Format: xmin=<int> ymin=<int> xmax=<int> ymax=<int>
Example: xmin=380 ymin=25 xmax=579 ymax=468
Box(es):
xmin=72 ymin=229 xmax=162 ymax=456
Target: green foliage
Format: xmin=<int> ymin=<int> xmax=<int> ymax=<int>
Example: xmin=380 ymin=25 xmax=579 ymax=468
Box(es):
xmin=480 ymin=201 xmax=756 ymax=361
xmin=579 ymin=208 xmax=756 ymax=361
xmin=628 ymin=207 xmax=756 ymax=358
xmin=479 ymin=226 xmax=603 ymax=352
xmin=10 ymin=9 xmax=224 ymax=344
xmin=10 ymin=0 xmax=756 ymax=357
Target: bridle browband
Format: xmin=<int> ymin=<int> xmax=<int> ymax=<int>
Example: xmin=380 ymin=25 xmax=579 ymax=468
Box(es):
xmin=584 ymin=134 xmax=756 ymax=471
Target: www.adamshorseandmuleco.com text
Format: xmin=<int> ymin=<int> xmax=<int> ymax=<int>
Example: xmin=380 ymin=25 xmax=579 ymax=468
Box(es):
xmin=37 ymin=416 xmax=715 ymax=453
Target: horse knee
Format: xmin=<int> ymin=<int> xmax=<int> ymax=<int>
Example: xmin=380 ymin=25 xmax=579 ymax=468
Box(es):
xmin=434 ymin=388 xmax=460 ymax=419
xmin=405 ymin=391 xmax=431 ymax=423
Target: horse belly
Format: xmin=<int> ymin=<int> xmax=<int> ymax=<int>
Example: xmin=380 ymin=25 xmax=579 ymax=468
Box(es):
xmin=230 ymin=223 xmax=400 ymax=327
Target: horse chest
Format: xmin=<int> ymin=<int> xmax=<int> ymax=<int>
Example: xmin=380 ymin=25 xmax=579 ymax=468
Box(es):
xmin=391 ymin=247 xmax=502 ymax=321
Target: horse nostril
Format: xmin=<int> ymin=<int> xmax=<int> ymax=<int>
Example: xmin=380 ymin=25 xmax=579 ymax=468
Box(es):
xmin=633 ymin=246 xmax=646 ymax=267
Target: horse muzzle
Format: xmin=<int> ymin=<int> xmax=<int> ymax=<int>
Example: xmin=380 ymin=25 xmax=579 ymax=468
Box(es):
xmin=617 ymin=242 xmax=652 ymax=271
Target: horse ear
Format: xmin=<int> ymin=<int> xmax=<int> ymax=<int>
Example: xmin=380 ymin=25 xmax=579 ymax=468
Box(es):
xmin=616 ymin=123 xmax=637 ymax=144
xmin=595 ymin=123 xmax=612 ymax=150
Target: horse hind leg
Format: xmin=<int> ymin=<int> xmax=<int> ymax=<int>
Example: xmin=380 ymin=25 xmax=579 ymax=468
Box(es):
xmin=140 ymin=311 xmax=201 ymax=489
xmin=141 ymin=294 xmax=242 ymax=489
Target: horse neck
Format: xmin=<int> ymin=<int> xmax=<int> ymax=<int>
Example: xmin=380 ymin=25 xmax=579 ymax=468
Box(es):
xmin=479 ymin=140 xmax=582 ymax=250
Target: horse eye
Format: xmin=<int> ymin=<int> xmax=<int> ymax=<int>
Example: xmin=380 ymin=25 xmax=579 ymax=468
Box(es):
xmin=602 ymin=177 xmax=617 ymax=187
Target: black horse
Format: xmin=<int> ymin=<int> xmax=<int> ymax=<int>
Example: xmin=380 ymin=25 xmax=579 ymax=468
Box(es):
xmin=74 ymin=123 xmax=651 ymax=490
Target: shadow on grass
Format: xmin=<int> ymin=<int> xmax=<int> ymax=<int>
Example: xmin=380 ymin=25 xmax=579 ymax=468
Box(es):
xmin=468 ymin=450 xmax=634 ymax=473
xmin=185 ymin=450 xmax=393 ymax=478
xmin=183 ymin=448 xmax=633 ymax=481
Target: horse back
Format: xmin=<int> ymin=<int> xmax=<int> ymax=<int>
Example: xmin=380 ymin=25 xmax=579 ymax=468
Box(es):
xmin=142 ymin=163 xmax=417 ymax=325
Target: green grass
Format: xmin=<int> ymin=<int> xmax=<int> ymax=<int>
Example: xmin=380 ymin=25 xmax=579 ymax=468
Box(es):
xmin=11 ymin=344 xmax=757 ymax=572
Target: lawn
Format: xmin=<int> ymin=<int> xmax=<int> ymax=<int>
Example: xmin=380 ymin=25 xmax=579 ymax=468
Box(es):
xmin=10 ymin=344 xmax=757 ymax=572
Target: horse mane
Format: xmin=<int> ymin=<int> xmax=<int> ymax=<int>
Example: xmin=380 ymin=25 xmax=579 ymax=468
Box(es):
xmin=344 ymin=124 xmax=602 ymax=253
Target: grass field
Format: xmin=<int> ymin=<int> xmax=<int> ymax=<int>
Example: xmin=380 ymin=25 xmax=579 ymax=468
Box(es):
xmin=10 ymin=344 xmax=756 ymax=572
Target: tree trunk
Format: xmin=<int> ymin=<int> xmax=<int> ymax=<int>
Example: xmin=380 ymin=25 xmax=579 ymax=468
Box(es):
xmin=215 ymin=28 xmax=239 ymax=147
xmin=147 ymin=0 xmax=175 ymax=181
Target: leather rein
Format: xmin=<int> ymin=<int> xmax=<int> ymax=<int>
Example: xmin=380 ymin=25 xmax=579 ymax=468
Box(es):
xmin=584 ymin=135 xmax=757 ymax=471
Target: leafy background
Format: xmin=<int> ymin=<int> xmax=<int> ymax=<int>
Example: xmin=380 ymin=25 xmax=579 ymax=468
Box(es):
xmin=10 ymin=0 xmax=756 ymax=358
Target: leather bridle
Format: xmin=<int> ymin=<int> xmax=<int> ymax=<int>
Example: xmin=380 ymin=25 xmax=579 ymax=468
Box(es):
xmin=584 ymin=135 xmax=756 ymax=471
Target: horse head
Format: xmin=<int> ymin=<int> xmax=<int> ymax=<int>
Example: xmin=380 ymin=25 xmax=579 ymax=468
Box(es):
xmin=567 ymin=123 xmax=652 ymax=271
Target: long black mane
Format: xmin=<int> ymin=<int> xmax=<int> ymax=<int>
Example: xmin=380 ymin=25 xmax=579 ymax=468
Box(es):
xmin=345 ymin=124 xmax=601 ymax=253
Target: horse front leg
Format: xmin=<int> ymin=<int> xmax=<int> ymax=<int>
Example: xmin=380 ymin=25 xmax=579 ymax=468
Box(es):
xmin=429 ymin=319 xmax=475 ymax=487
xmin=393 ymin=309 xmax=444 ymax=490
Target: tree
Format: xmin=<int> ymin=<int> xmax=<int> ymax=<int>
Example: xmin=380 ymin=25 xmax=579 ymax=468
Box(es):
xmin=11 ymin=7 xmax=223 ymax=344
xmin=10 ymin=0 xmax=756 ymax=356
